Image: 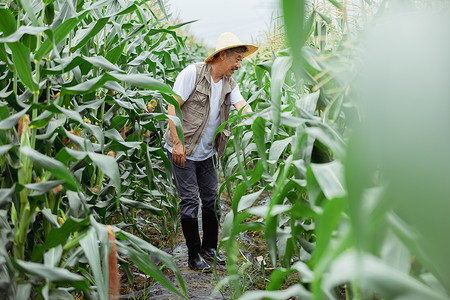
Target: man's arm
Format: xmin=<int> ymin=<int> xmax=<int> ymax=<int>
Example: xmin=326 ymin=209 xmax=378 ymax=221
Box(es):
xmin=168 ymin=96 xmax=186 ymax=167
xmin=233 ymin=100 xmax=252 ymax=115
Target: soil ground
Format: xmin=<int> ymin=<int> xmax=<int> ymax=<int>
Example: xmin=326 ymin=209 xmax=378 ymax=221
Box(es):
xmin=116 ymin=190 xmax=297 ymax=299
xmin=137 ymin=230 xmax=227 ymax=299
xmin=118 ymin=200 xmax=232 ymax=299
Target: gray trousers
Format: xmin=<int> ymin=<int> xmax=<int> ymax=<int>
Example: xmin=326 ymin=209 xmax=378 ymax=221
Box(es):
xmin=168 ymin=151 xmax=220 ymax=220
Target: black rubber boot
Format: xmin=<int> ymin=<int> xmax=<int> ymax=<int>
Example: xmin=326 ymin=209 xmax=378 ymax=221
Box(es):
xmin=181 ymin=218 xmax=211 ymax=272
xmin=201 ymin=214 xmax=226 ymax=265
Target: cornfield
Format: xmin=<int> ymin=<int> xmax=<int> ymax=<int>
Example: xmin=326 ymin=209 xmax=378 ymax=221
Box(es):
xmin=1 ymin=0 xmax=449 ymax=299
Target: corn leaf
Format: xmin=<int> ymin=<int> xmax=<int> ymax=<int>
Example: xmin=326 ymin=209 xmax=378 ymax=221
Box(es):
xmin=20 ymin=146 xmax=80 ymax=191
xmin=79 ymin=229 xmax=108 ymax=300
xmin=35 ymin=11 xmax=89 ymax=61
xmin=87 ymin=152 xmax=120 ymax=192
xmin=252 ymin=116 xmax=267 ymax=168
xmin=14 ymin=260 xmax=88 ymax=289
xmin=8 ymin=42 xmax=38 ymax=92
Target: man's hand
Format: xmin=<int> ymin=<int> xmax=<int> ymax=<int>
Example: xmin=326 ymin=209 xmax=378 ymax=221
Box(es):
xmin=172 ymin=141 xmax=186 ymax=168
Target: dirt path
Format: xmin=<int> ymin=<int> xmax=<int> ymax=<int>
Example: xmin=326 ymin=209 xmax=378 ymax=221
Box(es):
xmin=118 ymin=194 xmax=268 ymax=299
xmin=144 ymin=197 xmax=233 ymax=299
xmin=146 ymin=242 xmax=226 ymax=299
xmin=144 ymin=213 xmax=228 ymax=300
xmin=118 ymin=196 xmax=235 ymax=299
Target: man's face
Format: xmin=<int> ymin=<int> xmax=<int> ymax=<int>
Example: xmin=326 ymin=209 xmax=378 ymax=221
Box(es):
xmin=223 ymin=51 xmax=244 ymax=76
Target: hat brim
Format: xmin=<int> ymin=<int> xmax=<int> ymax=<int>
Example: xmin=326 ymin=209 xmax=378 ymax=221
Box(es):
xmin=204 ymin=44 xmax=258 ymax=62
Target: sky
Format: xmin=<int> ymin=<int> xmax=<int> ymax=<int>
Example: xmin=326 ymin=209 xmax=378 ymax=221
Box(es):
xmin=167 ymin=0 xmax=280 ymax=48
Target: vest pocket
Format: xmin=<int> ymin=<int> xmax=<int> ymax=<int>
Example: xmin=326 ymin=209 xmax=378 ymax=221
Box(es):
xmin=192 ymin=91 xmax=207 ymax=105
xmin=183 ymin=106 xmax=204 ymax=138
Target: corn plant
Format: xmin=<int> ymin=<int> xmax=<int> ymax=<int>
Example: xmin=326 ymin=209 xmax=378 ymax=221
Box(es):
xmin=0 ymin=0 xmax=204 ymax=298
xmin=219 ymin=0 xmax=450 ymax=299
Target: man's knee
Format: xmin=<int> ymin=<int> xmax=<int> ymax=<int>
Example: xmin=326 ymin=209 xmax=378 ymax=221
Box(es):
xmin=180 ymin=197 xmax=200 ymax=219
xmin=202 ymin=197 xmax=220 ymax=216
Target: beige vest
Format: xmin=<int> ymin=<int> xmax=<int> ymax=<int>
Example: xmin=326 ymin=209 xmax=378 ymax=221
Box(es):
xmin=164 ymin=62 xmax=237 ymax=158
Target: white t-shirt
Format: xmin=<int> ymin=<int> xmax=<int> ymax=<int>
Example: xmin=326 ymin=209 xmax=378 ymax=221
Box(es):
xmin=165 ymin=64 xmax=245 ymax=161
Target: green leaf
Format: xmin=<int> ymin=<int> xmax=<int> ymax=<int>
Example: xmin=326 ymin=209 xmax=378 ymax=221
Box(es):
xmin=44 ymin=2 xmax=55 ymax=25
xmin=16 ymin=284 xmax=31 ymax=300
xmin=304 ymin=10 xmax=316 ymax=42
xmin=0 ymin=9 xmax=17 ymax=35
xmin=237 ymin=188 xmax=265 ymax=212
xmin=0 ymin=44 xmax=8 ymax=63
xmin=249 ymin=160 xmax=265 ymax=185
xmin=88 ymin=152 xmax=120 ymax=192
xmin=270 ymin=56 xmax=292 ymax=139
xmin=162 ymin=94 xmax=184 ymax=146
xmin=309 ymin=197 xmax=345 ymax=267
xmin=8 ymin=42 xmax=38 ymax=92
xmin=240 ymin=284 xmax=312 ymax=300
xmin=25 ymin=180 xmax=65 ymax=196
xmin=323 ymin=252 xmax=446 ymax=300
xmin=0 ymin=144 xmax=13 ymax=156
xmin=41 ymin=208 xmax=59 ymax=227
xmin=156 ymin=0 xmax=168 ymax=18
xmin=114 ymin=3 xmax=139 ymax=16
xmin=309 ymin=161 xmax=346 ymax=200
xmin=267 ymin=269 xmax=289 ymax=291
xmin=327 ymin=0 xmax=342 ymax=10
xmin=221 ymin=211 xmax=234 ymax=239
xmin=0 ymin=26 xmax=47 ymax=43
xmin=135 ymin=5 xmax=147 ymax=26
xmin=19 ymin=0 xmax=39 ymax=26
xmin=252 ymin=117 xmax=267 ymax=168
xmin=144 ymin=144 xmax=154 ymax=188
xmin=108 ymin=140 xmax=142 ymax=151
xmin=117 ymin=230 xmax=187 ymax=296
xmin=232 ymin=182 xmax=247 ymax=214
xmin=297 ymin=90 xmax=320 ymax=115
xmin=82 ymin=55 xmax=123 ymax=73
xmin=317 ymin=11 xmax=332 ymax=25
xmin=15 ymin=260 xmax=88 ymax=289
xmin=112 ymin=72 xmax=174 ymax=94
xmin=0 ymin=106 xmax=29 ymax=130
xmin=20 ymin=146 xmax=80 ymax=191
xmin=62 ymin=72 xmax=174 ymax=96
xmin=70 ymin=17 xmax=109 ymax=51
xmin=35 ymin=11 xmax=89 ymax=61
xmin=167 ymin=19 xmax=198 ymax=30
xmin=0 ymin=186 xmax=15 ymax=208
xmin=119 ymin=197 xmax=163 ymax=216
xmin=248 ymin=205 xmax=292 ymax=218
xmin=381 ymin=231 xmax=411 ymax=274
xmin=306 ymin=125 xmax=345 ymax=158
xmin=105 ymin=42 xmax=126 ymax=64
xmin=256 ymin=61 xmax=272 ymax=73
xmin=265 ymin=155 xmax=295 ymax=264
xmin=282 ymin=0 xmax=305 ymax=82
xmin=79 ymin=229 xmax=108 ymax=300
xmin=269 ymin=137 xmax=292 ymax=162
xmin=127 ymin=248 xmax=187 ymax=298
xmin=32 ymin=217 xmax=90 ymax=261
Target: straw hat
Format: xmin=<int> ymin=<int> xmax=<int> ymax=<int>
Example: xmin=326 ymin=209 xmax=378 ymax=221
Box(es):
xmin=204 ymin=32 xmax=258 ymax=63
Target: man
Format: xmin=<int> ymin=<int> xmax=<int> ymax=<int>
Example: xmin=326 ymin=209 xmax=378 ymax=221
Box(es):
xmin=164 ymin=32 xmax=257 ymax=271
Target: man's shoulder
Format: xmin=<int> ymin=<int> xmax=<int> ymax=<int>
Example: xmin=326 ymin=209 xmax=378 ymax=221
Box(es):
xmin=193 ymin=62 xmax=206 ymax=67
xmin=224 ymin=76 xmax=237 ymax=89
xmin=181 ymin=62 xmax=206 ymax=75
xmin=192 ymin=62 xmax=208 ymax=72
xmin=182 ymin=63 xmax=197 ymax=73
